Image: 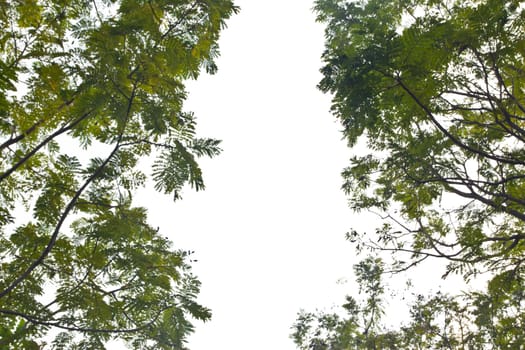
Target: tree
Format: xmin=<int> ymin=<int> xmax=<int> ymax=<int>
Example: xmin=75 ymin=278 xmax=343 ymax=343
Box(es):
xmin=293 ymin=0 xmax=525 ymax=348
xmin=292 ymin=258 xmax=388 ymax=350
xmin=0 ymin=0 xmax=238 ymax=348
xmin=292 ymin=258 xmax=525 ymax=349
xmin=315 ymin=0 xmax=525 ymax=278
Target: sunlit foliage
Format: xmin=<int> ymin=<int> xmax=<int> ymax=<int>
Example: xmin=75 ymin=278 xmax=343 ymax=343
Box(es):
xmin=0 ymin=0 xmax=238 ymax=348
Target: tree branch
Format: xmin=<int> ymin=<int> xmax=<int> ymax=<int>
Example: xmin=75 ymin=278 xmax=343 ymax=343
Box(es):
xmin=0 ymin=82 xmax=139 ymax=299
xmin=0 ymin=109 xmax=94 ymax=183
xmin=394 ymin=76 xmax=525 ymax=166
xmin=0 ymin=304 xmax=173 ymax=334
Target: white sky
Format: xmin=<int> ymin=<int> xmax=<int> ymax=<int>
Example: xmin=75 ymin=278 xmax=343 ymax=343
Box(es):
xmin=123 ymin=1 xmax=490 ymax=347
xmin=137 ymin=1 xmax=363 ymax=349
xmin=132 ymin=0 xmax=489 ymax=347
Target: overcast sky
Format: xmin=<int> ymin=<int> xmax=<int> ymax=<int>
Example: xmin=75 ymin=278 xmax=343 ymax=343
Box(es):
xmin=131 ymin=1 xmax=485 ymax=349
xmin=136 ymin=1 xmax=362 ymax=349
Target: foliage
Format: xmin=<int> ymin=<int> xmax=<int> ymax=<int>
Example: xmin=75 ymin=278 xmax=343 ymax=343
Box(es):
xmin=315 ymin=0 xmax=525 ymax=277
xmin=295 ymin=0 xmax=525 ymax=349
xmin=292 ymin=258 xmax=525 ymax=350
xmin=0 ymin=0 xmax=238 ymax=348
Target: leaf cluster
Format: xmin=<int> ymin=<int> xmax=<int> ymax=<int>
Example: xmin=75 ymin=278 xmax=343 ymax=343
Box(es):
xmin=0 ymin=0 xmax=238 ymax=348
xmin=298 ymin=1 xmax=525 ymax=349
xmin=316 ymin=0 xmax=525 ymax=278
xmin=292 ymin=258 xmax=525 ymax=350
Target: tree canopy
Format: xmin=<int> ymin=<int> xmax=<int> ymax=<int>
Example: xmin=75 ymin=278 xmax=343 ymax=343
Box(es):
xmin=316 ymin=0 xmax=525 ymax=277
xmin=0 ymin=0 xmax=238 ymax=348
xmin=292 ymin=257 xmax=525 ymax=349
xmin=292 ymin=0 xmax=525 ymax=348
